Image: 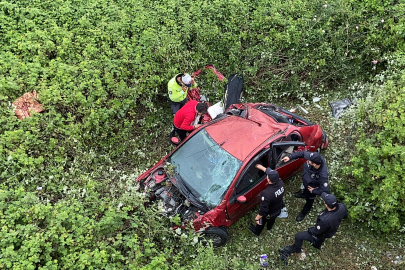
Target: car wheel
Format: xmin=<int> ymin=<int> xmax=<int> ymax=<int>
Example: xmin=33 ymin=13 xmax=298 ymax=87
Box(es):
xmin=202 ymin=227 xmax=228 ymax=247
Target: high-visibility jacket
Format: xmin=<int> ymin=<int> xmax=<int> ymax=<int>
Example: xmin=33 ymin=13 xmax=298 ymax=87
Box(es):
xmin=173 ymin=100 xmax=198 ymax=131
xmin=168 ymin=74 xmax=197 ymax=102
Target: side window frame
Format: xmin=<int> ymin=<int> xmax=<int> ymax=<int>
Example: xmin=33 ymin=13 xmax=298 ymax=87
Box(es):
xmin=234 ymin=149 xmax=271 ymax=196
xmin=271 ymin=141 xmax=307 ymax=168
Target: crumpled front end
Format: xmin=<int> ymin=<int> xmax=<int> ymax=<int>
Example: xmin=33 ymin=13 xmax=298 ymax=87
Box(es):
xmin=137 ymin=167 xmax=201 ymax=225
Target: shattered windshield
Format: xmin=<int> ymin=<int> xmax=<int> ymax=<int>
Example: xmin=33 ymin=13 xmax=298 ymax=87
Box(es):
xmin=170 ymin=129 xmax=242 ymax=208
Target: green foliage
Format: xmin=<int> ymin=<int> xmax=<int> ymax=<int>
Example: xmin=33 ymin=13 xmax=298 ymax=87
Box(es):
xmin=0 ymin=0 xmax=404 ymax=268
xmin=339 ymin=53 xmax=405 ymax=233
xmin=0 ymin=187 xmax=216 ymax=269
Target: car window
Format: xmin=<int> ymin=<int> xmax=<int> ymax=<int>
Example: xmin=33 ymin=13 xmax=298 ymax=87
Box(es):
xmin=170 ymin=129 xmax=242 ymax=208
xmin=274 ymin=132 xmax=302 ymax=168
xmin=235 ymin=154 xmax=269 ymax=195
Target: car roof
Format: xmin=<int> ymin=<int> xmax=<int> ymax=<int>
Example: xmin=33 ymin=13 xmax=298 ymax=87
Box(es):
xmin=205 ymin=106 xmax=289 ymax=161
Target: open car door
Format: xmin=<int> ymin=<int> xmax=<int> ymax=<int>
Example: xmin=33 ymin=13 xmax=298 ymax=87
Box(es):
xmin=271 ymin=141 xmax=307 ymax=180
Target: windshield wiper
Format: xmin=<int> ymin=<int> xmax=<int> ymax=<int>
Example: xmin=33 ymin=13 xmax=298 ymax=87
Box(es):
xmin=174 ymin=173 xmax=209 ymax=211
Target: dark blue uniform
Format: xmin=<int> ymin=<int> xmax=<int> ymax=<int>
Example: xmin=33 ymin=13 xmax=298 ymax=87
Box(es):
xmin=288 ymin=151 xmax=330 ymax=214
xmin=293 ymin=203 xmax=348 ymax=249
xmin=251 ymin=180 xmax=285 ymax=235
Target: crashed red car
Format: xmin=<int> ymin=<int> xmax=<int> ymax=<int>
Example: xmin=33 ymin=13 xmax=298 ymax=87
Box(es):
xmin=137 ymin=103 xmax=328 ymax=247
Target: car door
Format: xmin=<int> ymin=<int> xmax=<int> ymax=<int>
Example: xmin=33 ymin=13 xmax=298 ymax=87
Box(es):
xmin=226 ymin=149 xmax=270 ymax=221
xmin=272 ymin=141 xmax=307 ymax=180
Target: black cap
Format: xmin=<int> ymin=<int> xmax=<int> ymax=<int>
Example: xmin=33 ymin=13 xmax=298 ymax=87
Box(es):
xmin=265 ymin=168 xmax=280 ymax=183
xmin=321 ymin=192 xmax=337 ymax=208
xmin=309 ymin=152 xmax=322 ymax=165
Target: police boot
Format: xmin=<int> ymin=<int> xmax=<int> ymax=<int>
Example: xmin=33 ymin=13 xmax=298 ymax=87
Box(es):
xmin=284 ymin=245 xmax=302 ymax=254
xmin=296 ymin=211 xmax=307 ymax=222
xmin=312 ymin=241 xmax=323 ymax=250
xmin=248 ymin=224 xmax=260 ymax=236
xmin=294 ymin=189 xmax=305 ymax=198
xmin=278 ymin=245 xmax=301 ymax=266
xmin=278 ymin=249 xmax=290 ymax=265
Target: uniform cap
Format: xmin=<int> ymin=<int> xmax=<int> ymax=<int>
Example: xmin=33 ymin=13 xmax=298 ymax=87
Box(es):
xmin=265 ymin=168 xmax=280 ymax=183
xmin=309 ymin=152 xmax=322 ymax=165
xmin=321 ymin=192 xmax=337 ymax=208
xmin=181 ymin=74 xmax=192 ymax=87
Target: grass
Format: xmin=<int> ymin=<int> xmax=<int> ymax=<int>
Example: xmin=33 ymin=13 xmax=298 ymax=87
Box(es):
xmin=215 ymin=176 xmax=404 ymax=269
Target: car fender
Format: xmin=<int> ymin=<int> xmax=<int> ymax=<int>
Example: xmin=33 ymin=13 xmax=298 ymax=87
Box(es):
xmin=193 ymin=203 xmax=230 ymax=232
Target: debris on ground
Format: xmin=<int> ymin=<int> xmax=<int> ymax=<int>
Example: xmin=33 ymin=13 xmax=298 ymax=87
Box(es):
xmin=328 ymin=98 xmax=352 ymax=118
xmin=298 ymin=105 xmax=308 ymax=114
xmin=12 ymin=90 xmax=44 ymax=120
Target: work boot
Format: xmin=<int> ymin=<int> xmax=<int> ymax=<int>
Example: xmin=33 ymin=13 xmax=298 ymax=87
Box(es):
xmin=296 ymin=211 xmax=307 ymax=222
xmin=248 ymin=224 xmax=260 ymax=236
xmin=278 ymin=249 xmax=290 ymax=265
xmin=294 ymin=190 xmax=305 ymax=198
xmin=312 ymin=243 xmax=322 ymax=250
xmin=284 ymin=245 xmax=302 ymax=254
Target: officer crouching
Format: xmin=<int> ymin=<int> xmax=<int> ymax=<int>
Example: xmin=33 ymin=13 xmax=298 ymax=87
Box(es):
xmin=248 ymin=164 xmax=285 ymax=236
xmin=279 ymin=192 xmax=348 ymax=265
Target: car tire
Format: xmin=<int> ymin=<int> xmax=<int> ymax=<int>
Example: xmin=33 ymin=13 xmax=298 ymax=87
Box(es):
xmin=202 ymin=227 xmax=228 ymax=247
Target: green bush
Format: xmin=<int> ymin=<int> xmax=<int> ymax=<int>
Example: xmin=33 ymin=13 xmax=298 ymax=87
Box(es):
xmin=0 ymin=187 xmax=219 ymax=269
xmin=338 ymin=53 xmax=405 ymax=233
xmin=0 ymin=0 xmax=404 ymax=268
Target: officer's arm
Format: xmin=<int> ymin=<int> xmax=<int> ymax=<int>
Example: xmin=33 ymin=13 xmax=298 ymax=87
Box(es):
xmin=311 ymin=220 xmax=330 ymax=237
xmin=258 ymin=193 xmax=271 ymax=216
xmin=343 ymin=206 xmax=349 ymax=219
xmin=312 ymin=171 xmax=330 ymax=196
xmin=190 ymin=79 xmax=197 ymax=88
xmin=288 ymin=150 xmax=305 ymax=160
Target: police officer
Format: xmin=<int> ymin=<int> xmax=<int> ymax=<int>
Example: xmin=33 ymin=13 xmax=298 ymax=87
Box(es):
xmin=167 ymin=73 xmax=197 ymax=115
xmin=278 ymin=192 xmax=348 ymax=265
xmin=282 ymin=151 xmax=329 ymax=221
xmin=248 ymin=164 xmax=285 ymax=236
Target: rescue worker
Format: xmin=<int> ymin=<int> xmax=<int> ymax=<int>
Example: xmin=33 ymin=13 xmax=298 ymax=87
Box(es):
xmin=168 ymin=73 xmax=197 ymax=115
xmin=282 ymin=151 xmax=329 ymax=221
xmin=172 ymin=100 xmax=207 ymax=141
xmin=279 ymin=192 xmax=348 ymax=265
xmin=248 ymin=164 xmax=285 ymax=236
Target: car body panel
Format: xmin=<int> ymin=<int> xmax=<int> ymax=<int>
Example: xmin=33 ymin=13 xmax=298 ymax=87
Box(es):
xmin=205 ymin=108 xmax=286 ymax=161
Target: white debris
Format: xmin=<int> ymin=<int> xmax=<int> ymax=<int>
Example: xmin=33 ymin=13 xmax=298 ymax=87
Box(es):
xmin=298 ymin=105 xmax=309 ymax=114
xmin=313 ymin=97 xmax=321 ymax=103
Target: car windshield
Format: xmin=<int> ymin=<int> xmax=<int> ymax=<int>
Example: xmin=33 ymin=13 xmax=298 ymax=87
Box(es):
xmin=170 ymin=129 xmax=242 ymax=208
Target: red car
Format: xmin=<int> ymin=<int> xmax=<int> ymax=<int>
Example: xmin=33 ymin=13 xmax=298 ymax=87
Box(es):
xmin=136 ymin=103 xmax=328 ymax=247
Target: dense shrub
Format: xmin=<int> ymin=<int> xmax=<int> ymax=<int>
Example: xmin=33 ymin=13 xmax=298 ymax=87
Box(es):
xmin=0 ymin=0 xmax=404 ymax=268
xmin=0 ymin=187 xmax=213 ymax=269
xmin=335 ymin=53 xmax=405 ymax=233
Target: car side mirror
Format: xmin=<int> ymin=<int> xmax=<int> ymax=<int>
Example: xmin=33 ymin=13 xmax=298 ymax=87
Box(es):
xmin=236 ymin=195 xmax=247 ymax=204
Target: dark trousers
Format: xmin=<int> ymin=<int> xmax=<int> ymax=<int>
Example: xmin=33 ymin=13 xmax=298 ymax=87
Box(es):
xmin=171 ymin=124 xmax=188 ymax=141
xmin=302 ymin=188 xmax=316 ymax=214
xmin=253 ymin=210 xmax=281 ymax=235
xmin=294 ymin=231 xmax=325 ymax=250
xmin=170 ymin=98 xmax=187 ymax=114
